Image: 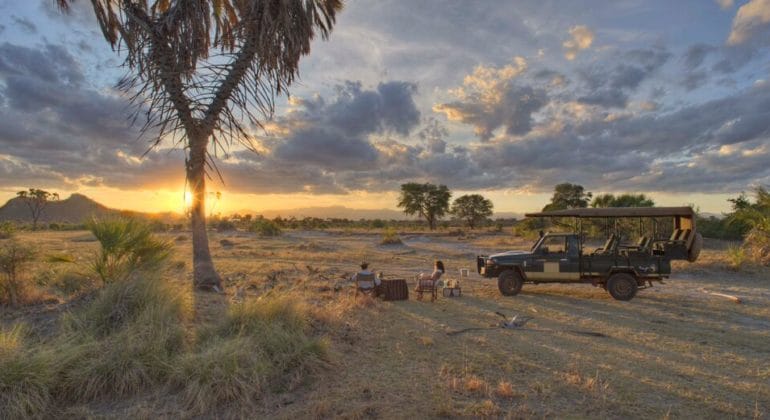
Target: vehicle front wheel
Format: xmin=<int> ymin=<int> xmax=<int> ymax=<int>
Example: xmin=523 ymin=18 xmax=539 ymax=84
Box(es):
xmin=606 ymin=273 xmax=638 ymax=301
xmin=498 ymin=270 xmax=523 ymax=296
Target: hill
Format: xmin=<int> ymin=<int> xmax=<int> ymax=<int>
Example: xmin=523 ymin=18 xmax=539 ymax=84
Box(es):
xmin=0 ymin=193 xmax=177 ymax=224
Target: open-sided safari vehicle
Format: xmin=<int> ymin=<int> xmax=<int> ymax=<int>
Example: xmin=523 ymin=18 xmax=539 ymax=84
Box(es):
xmin=476 ymin=207 xmax=703 ymax=301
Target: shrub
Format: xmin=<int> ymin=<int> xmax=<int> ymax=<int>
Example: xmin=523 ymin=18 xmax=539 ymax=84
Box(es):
xmin=726 ymin=245 xmax=747 ymax=271
xmin=0 ymin=222 xmax=16 ymax=239
xmin=380 ymin=227 xmax=402 ymax=245
xmin=744 ymin=218 xmax=770 ymax=266
xmin=87 ymin=218 xmax=173 ymax=283
xmin=216 ymin=219 xmax=237 ymax=232
xmin=249 ymin=218 xmax=281 ymax=237
xmin=0 ymin=241 xmax=36 ymax=306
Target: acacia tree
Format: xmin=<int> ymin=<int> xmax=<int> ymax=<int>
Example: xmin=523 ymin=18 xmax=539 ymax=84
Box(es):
xmin=397 ymin=183 xmax=451 ymax=230
xmin=591 ymin=193 xmax=655 ymax=208
xmin=450 ymin=194 xmax=493 ymax=229
xmin=542 ymin=183 xmax=592 ymax=211
xmin=56 ymin=0 xmax=342 ymax=290
xmin=16 ymin=188 xmax=60 ymax=230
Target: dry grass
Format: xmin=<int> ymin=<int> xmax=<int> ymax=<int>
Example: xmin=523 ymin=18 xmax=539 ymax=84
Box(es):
xmin=2 ymin=230 xmax=769 ymax=418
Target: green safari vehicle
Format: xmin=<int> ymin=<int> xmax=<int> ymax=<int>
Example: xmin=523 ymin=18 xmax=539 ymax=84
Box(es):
xmin=476 ymin=207 xmax=703 ymax=301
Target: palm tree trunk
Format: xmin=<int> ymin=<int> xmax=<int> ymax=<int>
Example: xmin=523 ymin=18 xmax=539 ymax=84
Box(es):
xmin=188 ymin=133 xmax=222 ymax=291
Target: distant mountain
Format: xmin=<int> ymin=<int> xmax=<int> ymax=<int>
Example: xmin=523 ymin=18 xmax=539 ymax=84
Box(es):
xmin=0 ymin=193 xmax=177 ymax=224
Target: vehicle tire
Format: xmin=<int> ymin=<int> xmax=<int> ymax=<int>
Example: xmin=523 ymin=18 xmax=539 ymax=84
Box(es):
xmin=606 ymin=273 xmax=638 ymax=301
xmin=498 ymin=270 xmax=523 ymax=296
xmin=687 ymin=232 xmax=703 ymax=262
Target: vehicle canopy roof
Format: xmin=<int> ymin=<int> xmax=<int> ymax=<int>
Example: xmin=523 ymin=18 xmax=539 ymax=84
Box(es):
xmin=525 ymin=206 xmax=694 ymax=219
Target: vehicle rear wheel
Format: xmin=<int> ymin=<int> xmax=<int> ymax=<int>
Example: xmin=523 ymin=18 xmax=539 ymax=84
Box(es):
xmin=498 ymin=270 xmax=523 ymax=296
xmin=606 ymin=273 xmax=638 ymax=301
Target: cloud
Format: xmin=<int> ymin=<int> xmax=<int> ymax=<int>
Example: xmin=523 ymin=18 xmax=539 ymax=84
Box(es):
xmin=727 ymin=0 xmax=770 ymax=45
xmin=562 ymin=25 xmax=594 ymax=60
xmin=433 ymin=58 xmax=548 ymax=140
xmin=716 ymin=0 xmax=734 ymax=9
xmin=576 ymin=48 xmax=670 ymax=108
xmin=11 ymin=16 xmax=37 ymax=33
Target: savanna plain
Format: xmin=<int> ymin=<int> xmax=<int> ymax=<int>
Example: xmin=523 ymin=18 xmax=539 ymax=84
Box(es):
xmin=2 ymin=228 xmax=769 ymax=419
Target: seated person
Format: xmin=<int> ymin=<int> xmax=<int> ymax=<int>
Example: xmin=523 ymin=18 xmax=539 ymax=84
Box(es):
xmin=417 ymin=260 xmax=445 ymax=289
xmin=352 ymin=261 xmax=381 ymax=294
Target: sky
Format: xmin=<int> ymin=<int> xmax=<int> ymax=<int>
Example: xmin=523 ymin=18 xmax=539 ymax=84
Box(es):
xmin=0 ymin=0 xmax=769 ymax=216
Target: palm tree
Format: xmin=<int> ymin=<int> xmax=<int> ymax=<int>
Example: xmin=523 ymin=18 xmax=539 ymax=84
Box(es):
xmin=55 ymin=0 xmax=342 ymax=290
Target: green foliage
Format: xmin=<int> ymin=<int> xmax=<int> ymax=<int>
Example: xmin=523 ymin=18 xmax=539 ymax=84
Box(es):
xmin=450 ymin=194 xmax=494 ymax=229
xmin=87 ymin=218 xmax=173 ymax=283
xmin=0 ymin=221 xmax=15 ymax=239
xmin=249 ymin=217 xmax=282 ymax=237
xmin=380 ymin=227 xmax=403 ymax=245
xmin=0 ymin=241 xmax=36 ymax=306
xmin=397 ymin=182 xmax=452 ymax=230
xmin=726 ymin=245 xmax=746 ymax=271
xmin=542 ymin=183 xmax=592 ymax=211
xmin=591 ymin=193 xmax=655 ymax=208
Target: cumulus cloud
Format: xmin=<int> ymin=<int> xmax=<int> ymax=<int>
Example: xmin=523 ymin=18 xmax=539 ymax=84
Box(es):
xmin=433 ymin=58 xmax=548 ymax=141
xmin=727 ymin=0 xmax=770 ymax=45
xmin=562 ymin=25 xmax=594 ymax=60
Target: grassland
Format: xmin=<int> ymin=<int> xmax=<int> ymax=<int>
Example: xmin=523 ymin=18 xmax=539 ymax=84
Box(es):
xmin=1 ymin=229 xmax=769 ymax=418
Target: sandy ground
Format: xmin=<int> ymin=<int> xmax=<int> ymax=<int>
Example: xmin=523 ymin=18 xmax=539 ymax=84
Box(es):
xmin=3 ymin=230 xmax=769 ymax=418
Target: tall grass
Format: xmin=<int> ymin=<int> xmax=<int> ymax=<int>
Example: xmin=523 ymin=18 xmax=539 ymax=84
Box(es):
xmin=174 ymin=296 xmax=328 ymax=415
xmin=0 ymin=325 xmax=55 ymax=418
xmin=0 ymin=280 xmax=328 ymax=416
xmin=0 ymin=221 xmax=15 ymax=239
xmin=87 ymin=218 xmax=173 ymax=283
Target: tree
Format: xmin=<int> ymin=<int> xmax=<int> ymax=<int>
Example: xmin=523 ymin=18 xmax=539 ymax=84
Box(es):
xmin=16 ymin=188 xmax=59 ymax=230
xmin=397 ymin=183 xmax=451 ymax=230
xmin=591 ymin=193 xmax=655 ymax=208
xmin=56 ymin=0 xmax=342 ymax=290
xmin=542 ymin=183 xmax=592 ymax=211
xmin=450 ymin=194 xmax=493 ymax=229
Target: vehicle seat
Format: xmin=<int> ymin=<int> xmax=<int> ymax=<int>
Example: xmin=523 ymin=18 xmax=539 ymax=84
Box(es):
xmin=593 ymin=234 xmax=618 ymax=255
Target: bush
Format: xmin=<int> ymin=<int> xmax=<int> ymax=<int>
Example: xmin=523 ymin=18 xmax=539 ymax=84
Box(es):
xmin=380 ymin=227 xmax=402 ymax=245
xmin=0 ymin=241 xmax=36 ymax=306
xmin=0 ymin=222 xmax=15 ymax=239
xmin=87 ymin=218 xmax=173 ymax=283
xmin=249 ymin=218 xmax=281 ymax=237
xmin=726 ymin=245 xmax=746 ymax=271
xmin=216 ymin=219 xmax=237 ymax=232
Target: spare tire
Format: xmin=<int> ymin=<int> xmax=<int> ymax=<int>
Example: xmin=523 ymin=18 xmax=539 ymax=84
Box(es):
xmin=688 ymin=232 xmax=703 ymax=262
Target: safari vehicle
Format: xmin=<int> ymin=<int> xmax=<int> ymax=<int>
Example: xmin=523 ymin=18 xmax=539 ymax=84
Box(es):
xmin=476 ymin=207 xmax=703 ymax=301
